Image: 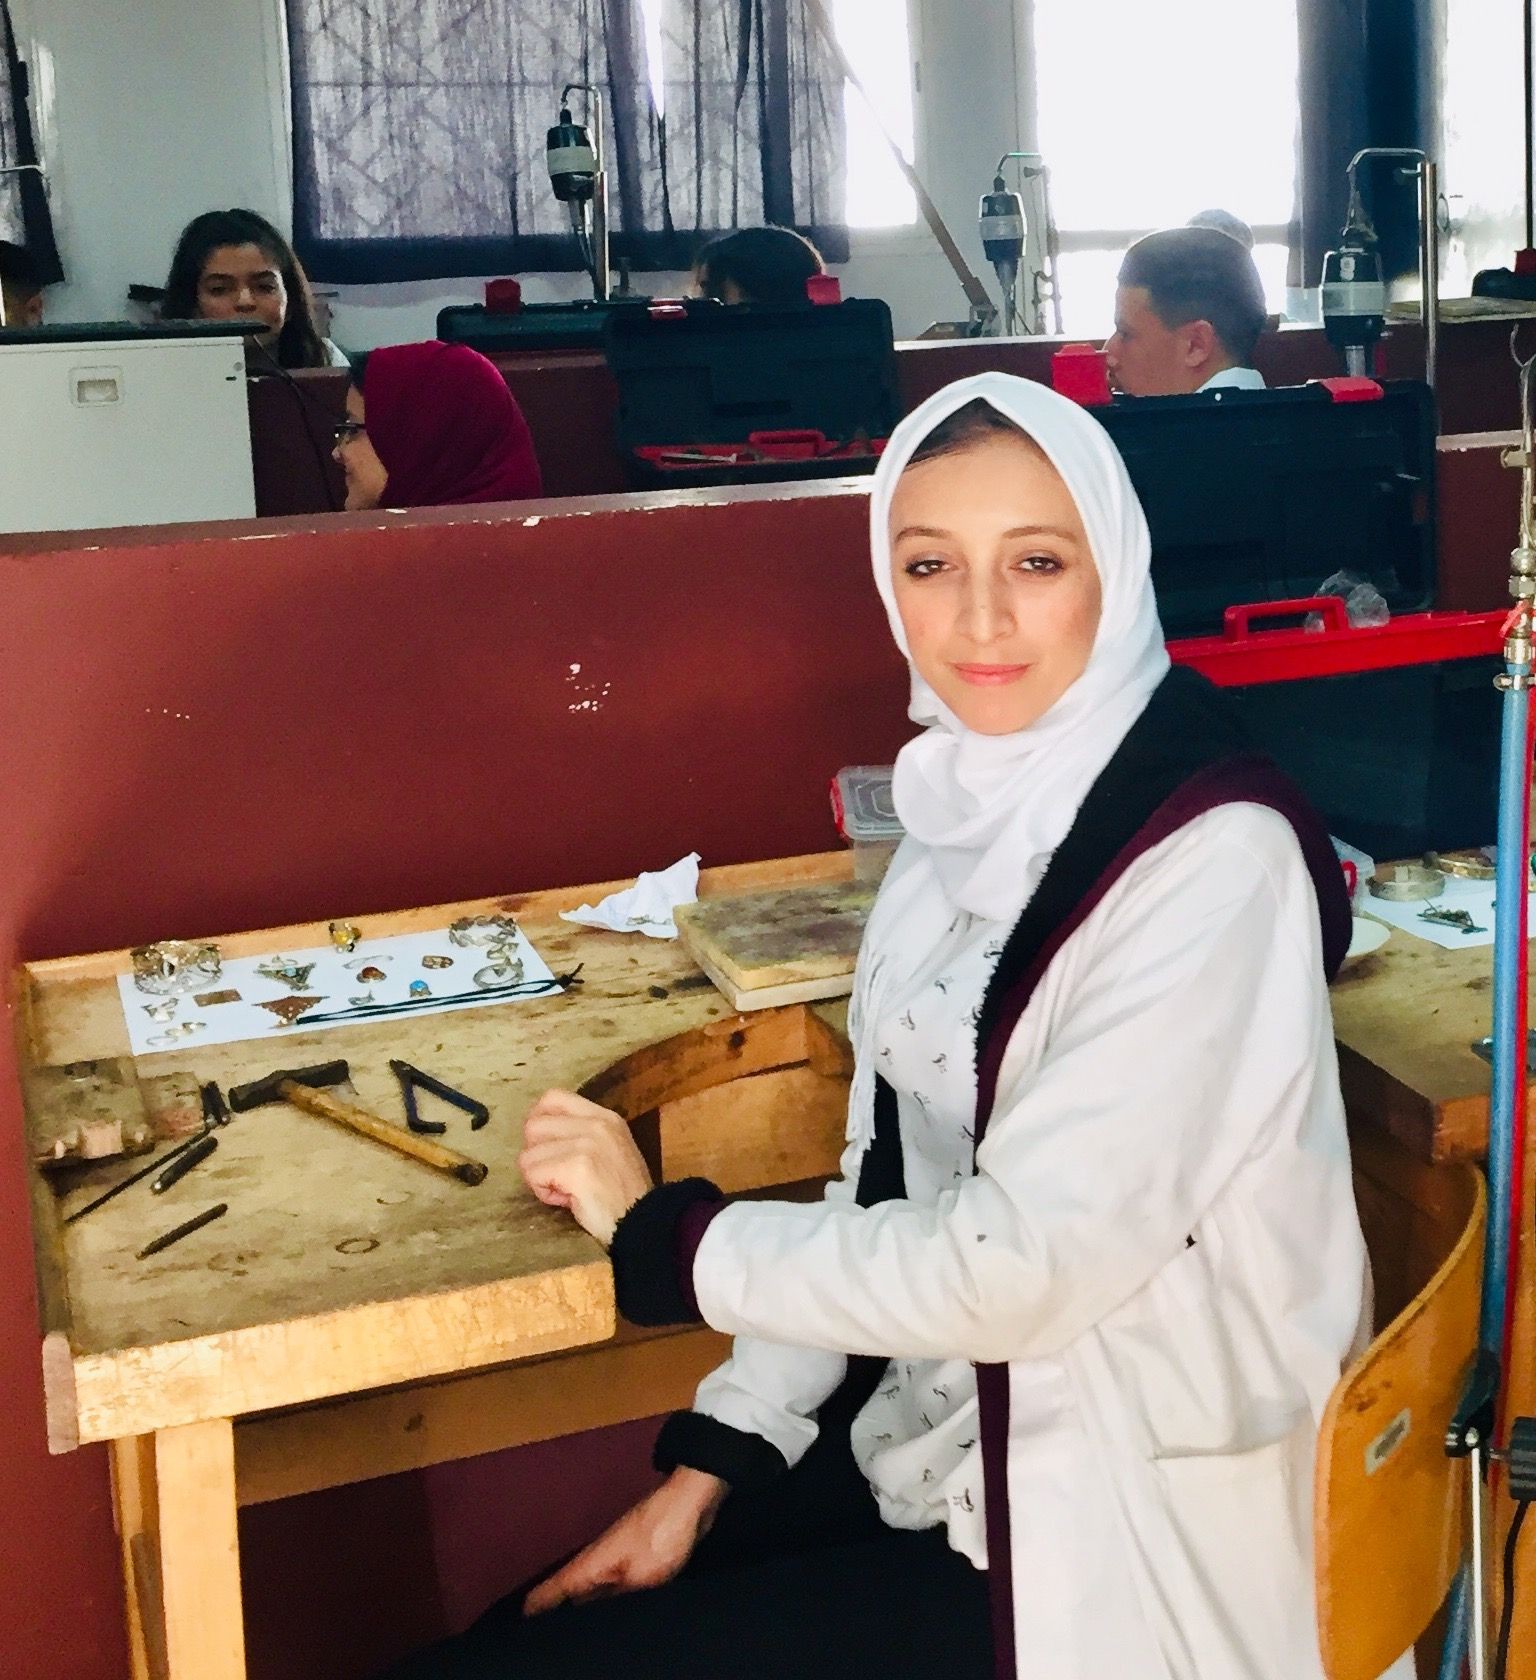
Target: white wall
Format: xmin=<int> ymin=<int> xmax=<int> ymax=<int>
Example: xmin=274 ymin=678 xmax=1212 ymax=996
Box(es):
xmin=18 ymin=0 xmax=288 ymax=323
xmin=12 ymin=0 xmax=1029 ymax=345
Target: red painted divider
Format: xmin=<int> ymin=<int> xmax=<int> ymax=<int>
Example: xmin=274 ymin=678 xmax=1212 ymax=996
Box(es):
xmin=0 ymin=480 xmax=909 ymax=1678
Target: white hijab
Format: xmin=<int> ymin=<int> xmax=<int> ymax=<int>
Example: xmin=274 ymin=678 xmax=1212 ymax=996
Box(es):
xmin=844 ymin=372 xmax=1168 ymax=1155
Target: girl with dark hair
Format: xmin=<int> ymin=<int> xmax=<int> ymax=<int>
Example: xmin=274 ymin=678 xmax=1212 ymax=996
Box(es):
xmin=160 ymin=209 xmax=348 ymax=370
xmin=692 ymin=226 xmax=826 ymax=306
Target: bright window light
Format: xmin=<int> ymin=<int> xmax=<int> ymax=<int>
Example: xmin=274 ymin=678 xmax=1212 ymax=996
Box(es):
xmin=832 ymin=0 xmax=917 ymax=228
xmin=1034 ymin=0 xmax=1298 ymax=330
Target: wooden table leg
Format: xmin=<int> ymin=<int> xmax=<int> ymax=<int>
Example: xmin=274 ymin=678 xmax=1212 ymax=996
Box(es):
xmin=112 ymin=1419 xmax=246 ymax=1680
xmin=110 ymin=1435 xmax=163 ymax=1680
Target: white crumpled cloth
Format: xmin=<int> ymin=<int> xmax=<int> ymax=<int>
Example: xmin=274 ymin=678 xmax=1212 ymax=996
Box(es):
xmin=559 ymin=853 xmax=701 ymax=940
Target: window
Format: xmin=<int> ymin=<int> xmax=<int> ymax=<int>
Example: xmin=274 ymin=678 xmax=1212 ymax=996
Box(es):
xmin=831 ymin=0 xmax=916 ymax=228
xmin=287 ymin=0 xmax=854 ymax=284
xmin=1032 ymin=0 xmax=1299 ymax=332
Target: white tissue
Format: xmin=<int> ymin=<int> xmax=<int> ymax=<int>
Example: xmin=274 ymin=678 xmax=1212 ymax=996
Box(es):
xmin=559 ymin=853 xmax=701 ymax=940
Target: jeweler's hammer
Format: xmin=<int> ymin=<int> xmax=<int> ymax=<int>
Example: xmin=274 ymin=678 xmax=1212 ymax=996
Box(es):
xmin=227 ymin=1060 xmax=488 ymax=1185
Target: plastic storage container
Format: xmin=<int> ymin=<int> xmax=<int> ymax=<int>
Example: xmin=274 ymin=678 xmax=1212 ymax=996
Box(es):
xmin=831 ymin=765 xmax=903 ymax=881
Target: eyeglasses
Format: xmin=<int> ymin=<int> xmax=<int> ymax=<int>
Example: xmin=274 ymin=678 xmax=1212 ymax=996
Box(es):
xmin=332 ymin=420 xmax=367 ymax=447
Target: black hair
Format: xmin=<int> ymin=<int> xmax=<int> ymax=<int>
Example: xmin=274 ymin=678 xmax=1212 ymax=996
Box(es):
xmin=907 ymin=397 xmax=1035 ymax=466
xmin=0 ymin=239 xmax=41 ymax=298
xmin=348 ymin=349 xmax=370 ymax=391
xmin=160 ymin=209 xmax=330 ymax=370
xmin=1118 ymin=226 xmax=1268 ymax=364
xmin=692 ymin=226 xmax=826 ymax=306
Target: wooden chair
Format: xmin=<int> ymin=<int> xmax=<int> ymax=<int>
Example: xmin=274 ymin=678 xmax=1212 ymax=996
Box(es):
xmin=1315 ymin=1126 xmax=1486 ymax=1680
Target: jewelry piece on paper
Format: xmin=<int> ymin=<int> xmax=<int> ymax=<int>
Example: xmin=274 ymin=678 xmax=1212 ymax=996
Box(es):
xmin=194 ymin=989 xmax=241 ymax=1007
xmin=255 ymin=995 xmax=323 ymax=1026
xmin=131 ymin=940 xmax=222 ymax=997
xmin=1367 ymin=863 xmax=1444 ymax=902
xmin=349 ymin=992 xmax=376 ymax=1007
xmin=1419 ymin=904 xmax=1486 ymax=934
xmin=146 ymin=1021 xmax=207 ymax=1047
xmin=449 ymin=914 xmax=521 ymax=949
xmin=474 ymin=956 xmax=525 ymax=988
xmin=345 ymin=954 xmax=394 ymax=971
xmin=329 ymin=921 xmax=361 ymax=954
xmin=142 ymin=1000 xmax=179 ymax=1022
xmin=408 ymin=980 xmax=431 ymax=999
xmin=421 ymin=954 xmax=455 ymax=970
xmin=256 ymin=956 xmax=316 ymax=991
xmin=355 ymin=965 xmax=388 ymax=983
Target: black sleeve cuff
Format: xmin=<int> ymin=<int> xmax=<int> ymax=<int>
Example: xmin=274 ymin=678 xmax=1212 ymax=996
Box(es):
xmin=652 ymin=1410 xmax=789 ymax=1493
xmin=610 ymin=1177 xmax=724 ymax=1326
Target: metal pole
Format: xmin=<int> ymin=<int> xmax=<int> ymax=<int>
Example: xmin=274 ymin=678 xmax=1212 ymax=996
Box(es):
xmin=1420 ymin=158 xmax=1440 ymax=398
xmin=590 ymin=88 xmax=610 ymax=302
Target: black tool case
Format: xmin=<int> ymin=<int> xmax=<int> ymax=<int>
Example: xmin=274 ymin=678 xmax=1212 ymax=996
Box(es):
xmin=1102 ymin=378 xmax=1504 ymax=859
xmin=602 ymin=295 xmax=900 ymax=488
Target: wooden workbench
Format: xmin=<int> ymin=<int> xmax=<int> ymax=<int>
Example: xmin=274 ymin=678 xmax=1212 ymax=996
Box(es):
xmin=17 ymin=853 xmax=855 ymax=1680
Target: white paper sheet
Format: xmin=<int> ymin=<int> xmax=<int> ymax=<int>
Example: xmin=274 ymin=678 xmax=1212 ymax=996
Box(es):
xmin=117 ymin=924 xmax=555 ymax=1057
xmin=1358 ymin=874 xmax=1508 ymax=950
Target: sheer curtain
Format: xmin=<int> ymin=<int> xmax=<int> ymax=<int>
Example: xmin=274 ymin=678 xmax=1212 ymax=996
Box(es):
xmin=0 ymin=0 xmax=61 ymax=279
xmin=286 ymin=0 xmax=847 ymax=283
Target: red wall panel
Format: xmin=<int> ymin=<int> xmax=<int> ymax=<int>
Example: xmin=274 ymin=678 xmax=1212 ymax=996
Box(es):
xmin=0 ymin=481 xmax=909 ymax=1678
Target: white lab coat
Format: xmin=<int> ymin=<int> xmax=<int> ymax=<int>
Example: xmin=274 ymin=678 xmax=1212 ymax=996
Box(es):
xmin=1198 ymin=364 xmax=1268 ymax=392
xmin=687 ymin=804 xmax=1408 ymax=1680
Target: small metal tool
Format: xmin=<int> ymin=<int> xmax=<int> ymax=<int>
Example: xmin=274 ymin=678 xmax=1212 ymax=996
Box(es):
xmin=1420 ymin=904 xmax=1487 ymax=934
xmin=151 ymin=1132 xmax=218 ymax=1193
xmin=64 ymin=1129 xmax=210 ymax=1225
xmin=200 ymin=1081 xmax=231 ymax=1127
xmin=137 ymin=1202 xmax=228 ymax=1259
xmin=389 ymin=1060 xmax=490 ymax=1134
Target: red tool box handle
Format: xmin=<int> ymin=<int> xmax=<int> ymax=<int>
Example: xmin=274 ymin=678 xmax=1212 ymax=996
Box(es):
xmin=1223 ymin=595 xmax=1349 ymax=640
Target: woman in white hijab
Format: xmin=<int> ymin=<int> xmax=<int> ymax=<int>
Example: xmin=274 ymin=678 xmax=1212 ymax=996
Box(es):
xmin=385 ymin=374 xmax=1385 ymax=1680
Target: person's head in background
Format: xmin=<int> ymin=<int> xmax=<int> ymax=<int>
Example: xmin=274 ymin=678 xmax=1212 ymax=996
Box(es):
xmin=1105 ymin=226 xmax=1268 ymax=397
xmin=692 ymin=226 xmax=826 ymax=305
xmin=333 ymin=341 xmax=543 ymax=513
xmin=1186 ymin=208 xmax=1255 ymax=250
xmin=160 ymin=209 xmax=330 ymax=369
xmin=0 ymin=240 xmax=44 ymax=328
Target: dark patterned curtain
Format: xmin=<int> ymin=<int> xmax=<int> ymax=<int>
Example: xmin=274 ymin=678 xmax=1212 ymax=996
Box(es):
xmin=287 ymin=0 xmax=848 ymax=284
xmin=0 ymin=0 xmax=62 ymax=280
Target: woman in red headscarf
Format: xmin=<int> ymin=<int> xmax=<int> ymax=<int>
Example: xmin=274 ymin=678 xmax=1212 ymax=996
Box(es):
xmin=333 ymin=340 xmax=543 ymax=510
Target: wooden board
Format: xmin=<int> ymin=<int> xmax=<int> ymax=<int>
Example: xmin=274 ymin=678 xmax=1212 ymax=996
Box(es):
xmin=17 ymin=851 xmax=854 ymax=1447
xmin=1328 ymin=923 xmax=1507 ymax=1163
xmin=675 ymin=879 xmax=875 ymax=1009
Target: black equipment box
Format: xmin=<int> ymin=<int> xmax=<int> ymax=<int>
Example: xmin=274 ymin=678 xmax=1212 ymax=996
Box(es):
xmin=1133 ymin=379 xmax=1502 ymax=859
xmin=603 ymin=296 xmax=900 ymax=488
xmin=437 ymin=299 xmax=632 ymax=353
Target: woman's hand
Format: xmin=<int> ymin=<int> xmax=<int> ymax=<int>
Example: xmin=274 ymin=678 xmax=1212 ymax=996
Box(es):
xmin=523 ymin=1467 xmax=727 ymax=1616
xmin=518 ymin=1088 xmax=655 ymax=1248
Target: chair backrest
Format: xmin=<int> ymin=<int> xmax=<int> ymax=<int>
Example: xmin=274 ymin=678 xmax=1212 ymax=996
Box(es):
xmin=1314 ymin=1126 xmax=1485 ymax=1680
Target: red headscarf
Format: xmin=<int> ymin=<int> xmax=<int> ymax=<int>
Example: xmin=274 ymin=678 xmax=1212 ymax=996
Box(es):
xmin=362 ymin=341 xmax=543 ymax=508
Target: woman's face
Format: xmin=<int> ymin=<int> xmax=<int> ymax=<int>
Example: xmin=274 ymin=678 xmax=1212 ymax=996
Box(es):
xmin=889 ymin=432 xmax=1102 ymax=736
xmin=333 ymin=384 xmax=390 ymax=512
xmin=196 ymin=243 xmax=287 ymax=342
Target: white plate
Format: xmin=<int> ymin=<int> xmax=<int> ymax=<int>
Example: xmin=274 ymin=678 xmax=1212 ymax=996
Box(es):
xmin=1339 ymin=916 xmax=1391 ymax=972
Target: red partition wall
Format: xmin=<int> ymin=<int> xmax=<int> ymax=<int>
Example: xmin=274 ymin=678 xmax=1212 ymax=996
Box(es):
xmin=0 ymin=480 xmax=910 ymax=1679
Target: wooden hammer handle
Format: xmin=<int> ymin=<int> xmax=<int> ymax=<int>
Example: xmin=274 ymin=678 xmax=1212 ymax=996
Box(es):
xmin=279 ymin=1081 xmax=488 ymax=1184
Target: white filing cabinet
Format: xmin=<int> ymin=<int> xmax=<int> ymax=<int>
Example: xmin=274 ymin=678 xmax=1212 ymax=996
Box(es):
xmin=0 ymin=325 xmax=257 ymax=534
